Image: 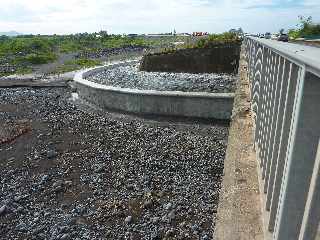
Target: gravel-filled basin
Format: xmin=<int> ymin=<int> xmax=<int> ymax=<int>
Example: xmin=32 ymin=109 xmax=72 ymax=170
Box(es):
xmin=0 ymin=87 xmax=227 ymax=239
xmin=85 ymin=62 xmax=237 ymax=93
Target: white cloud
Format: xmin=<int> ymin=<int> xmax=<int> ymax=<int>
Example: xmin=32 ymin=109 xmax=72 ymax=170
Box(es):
xmin=0 ymin=0 xmax=319 ymax=34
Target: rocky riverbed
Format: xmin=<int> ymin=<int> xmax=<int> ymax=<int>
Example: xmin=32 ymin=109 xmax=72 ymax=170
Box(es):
xmin=0 ymin=86 xmax=228 ymax=240
xmin=86 ymin=62 xmax=237 ymax=93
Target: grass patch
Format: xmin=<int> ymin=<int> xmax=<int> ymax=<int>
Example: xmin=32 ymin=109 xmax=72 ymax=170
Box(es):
xmin=15 ymin=66 xmax=33 ymax=75
xmin=14 ymin=53 xmax=57 ymax=65
xmin=152 ymin=32 xmax=241 ymax=55
xmin=72 ymin=58 xmax=103 ymax=67
xmin=194 ymin=32 xmax=240 ymax=48
xmin=53 ymin=58 xmax=103 ymax=74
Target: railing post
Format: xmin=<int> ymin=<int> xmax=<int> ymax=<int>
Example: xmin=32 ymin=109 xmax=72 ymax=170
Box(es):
xmin=245 ymin=37 xmax=320 ymax=240
xmin=298 ymin=140 xmax=320 ymax=240
xmin=268 ymin=62 xmax=300 ymax=231
xmin=274 ymin=71 xmax=320 ymax=239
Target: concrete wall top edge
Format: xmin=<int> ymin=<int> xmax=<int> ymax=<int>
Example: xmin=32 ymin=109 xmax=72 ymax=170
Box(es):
xmin=74 ymin=61 xmax=235 ymax=99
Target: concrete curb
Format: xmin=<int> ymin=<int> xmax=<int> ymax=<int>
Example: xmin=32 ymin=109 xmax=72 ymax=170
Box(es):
xmin=214 ymin=44 xmax=263 ymax=239
xmin=73 ymin=60 xmax=235 ymax=120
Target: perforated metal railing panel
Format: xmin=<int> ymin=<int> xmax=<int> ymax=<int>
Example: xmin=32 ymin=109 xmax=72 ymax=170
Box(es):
xmin=244 ymin=37 xmax=320 ymax=240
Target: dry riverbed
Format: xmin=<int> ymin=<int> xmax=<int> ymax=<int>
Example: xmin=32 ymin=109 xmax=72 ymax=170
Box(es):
xmin=0 ymin=86 xmax=228 ymax=240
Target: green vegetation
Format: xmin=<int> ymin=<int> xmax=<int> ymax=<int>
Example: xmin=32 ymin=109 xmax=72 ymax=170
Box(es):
xmin=288 ymin=16 xmax=320 ymax=39
xmin=0 ymin=37 xmax=57 ymax=64
xmin=15 ymin=52 xmax=57 ymax=64
xmin=0 ymin=34 xmax=148 ymax=56
xmin=55 ymin=34 xmax=149 ymax=53
xmin=72 ymin=58 xmax=102 ymax=67
xmin=14 ymin=66 xmax=33 ymax=75
xmin=195 ymin=32 xmax=240 ymax=48
xmin=53 ymin=58 xmax=103 ymax=74
xmin=0 ymin=33 xmax=151 ymax=76
xmin=0 ymin=32 xmax=241 ymax=76
xmin=156 ymin=32 xmax=241 ymax=55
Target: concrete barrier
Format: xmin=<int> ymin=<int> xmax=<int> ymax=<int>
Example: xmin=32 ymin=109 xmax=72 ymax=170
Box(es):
xmin=73 ymin=61 xmax=234 ymax=120
xmin=214 ymin=44 xmax=263 ymax=240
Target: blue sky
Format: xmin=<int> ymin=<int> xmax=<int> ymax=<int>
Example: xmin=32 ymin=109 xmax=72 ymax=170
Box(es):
xmin=0 ymin=0 xmax=319 ymax=34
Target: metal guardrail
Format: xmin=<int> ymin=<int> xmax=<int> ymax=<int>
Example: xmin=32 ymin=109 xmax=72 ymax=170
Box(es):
xmin=244 ymin=37 xmax=320 ymax=240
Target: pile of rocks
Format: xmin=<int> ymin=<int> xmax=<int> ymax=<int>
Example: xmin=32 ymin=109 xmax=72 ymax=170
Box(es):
xmin=0 ymin=87 xmax=228 ymax=239
xmin=76 ymin=46 xmax=148 ymax=59
xmin=0 ymin=57 xmax=17 ymax=75
xmin=0 ymin=63 xmax=16 ymax=75
xmin=86 ymin=62 xmax=237 ymax=93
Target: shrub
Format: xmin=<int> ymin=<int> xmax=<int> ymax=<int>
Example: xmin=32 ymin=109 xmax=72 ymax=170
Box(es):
xmin=195 ymin=32 xmax=240 ymax=48
xmin=74 ymin=58 xmax=102 ymax=67
xmin=288 ymin=16 xmax=320 ymax=39
xmin=13 ymin=53 xmax=57 ymax=65
xmin=23 ymin=53 xmax=57 ymax=64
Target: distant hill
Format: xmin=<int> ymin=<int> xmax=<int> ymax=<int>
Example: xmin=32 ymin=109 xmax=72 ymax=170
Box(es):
xmin=0 ymin=31 xmax=22 ymax=36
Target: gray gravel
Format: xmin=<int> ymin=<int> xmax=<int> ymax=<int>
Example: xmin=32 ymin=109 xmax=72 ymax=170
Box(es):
xmin=0 ymin=87 xmax=228 ymax=239
xmin=86 ymin=62 xmax=237 ymax=93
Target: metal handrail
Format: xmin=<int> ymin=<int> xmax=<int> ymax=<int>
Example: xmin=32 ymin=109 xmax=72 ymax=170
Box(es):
xmin=248 ymin=37 xmax=320 ymax=77
xmin=244 ymin=37 xmax=320 ymax=240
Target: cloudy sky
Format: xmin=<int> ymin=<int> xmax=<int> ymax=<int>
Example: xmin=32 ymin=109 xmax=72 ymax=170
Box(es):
xmin=0 ymin=0 xmax=319 ymax=35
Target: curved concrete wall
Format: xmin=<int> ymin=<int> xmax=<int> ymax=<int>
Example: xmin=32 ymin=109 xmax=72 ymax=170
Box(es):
xmin=74 ymin=61 xmax=235 ymax=120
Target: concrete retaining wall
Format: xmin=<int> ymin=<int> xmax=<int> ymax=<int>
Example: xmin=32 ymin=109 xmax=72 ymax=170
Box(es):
xmin=139 ymin=43 xmax=241 ymax=74
xmin=214 ymin=44 xmax=263 ymax=240
xmin=73 ymin=61 xmax=234 ymax=120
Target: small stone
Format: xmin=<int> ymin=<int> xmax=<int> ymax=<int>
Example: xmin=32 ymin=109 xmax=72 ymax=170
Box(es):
xmin=151 ymin=231 xmax=159 ymax=239
xmin=165 ymin=229 xmax=175 ymax=237
xmin=201 ymin=234 xmax=209 ymax=240
xmin=61 ymin=203 xmax=68 ymax=209
xmin=16 ymin=223 xmax=28 ymax=232
xmin=38 ymin=233 xmax=46 ymax=239
xmin=168 ymin=210 xmax=175 ymax=221
xmin=14 ymin=196 xmax=22 ymax=202
xmin=125 ymin=216 xmax=133 ymax=224
xmin=47 ymin=150 xmax=58 ymax=159
xmin=184 ymin=233 xmax=191 ymax=238
xmin=60 ymin=233 xmax=70 ymax=240
xmin=191 ymin=224 xmax=199 ymax=231
xmin=16 ymin=206 xmax=24 ymax=213
xmin=164 ymin=202 xmax=173 ymax=210
xmin=52 ymin=180 xmax=64 ymax=192
xmin=157 ymin=191 xmax=164 ymax=197
xmin=179 ymin=221 xmax=186 ymax=227
xmin=94 ymin=166 xmax=104 ymax=173
xmin=32 ymin=226 xmax=44 ymax=235
xmin=64 ymin=181 xmax=72 ymax=186
xmin=126 ymin=184 xmax=135 ymax=190
xmin=152 ymin=217 xmax=160 ymax=224
xmin=0 ymin=205 xmax=7 ymax=216
xmin=41 ymin=175 xmax=49 ymax=182
xmin=143 ymin=199 xmax=153 ymax=209
xmin=60 ymin=226 xmax=69 ymax=233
